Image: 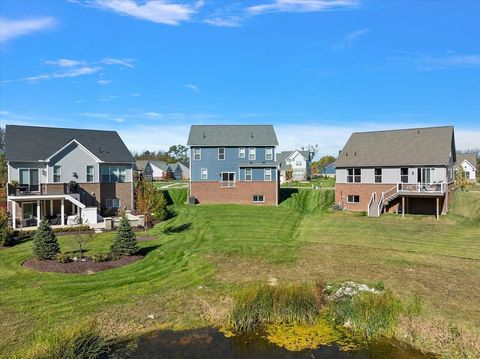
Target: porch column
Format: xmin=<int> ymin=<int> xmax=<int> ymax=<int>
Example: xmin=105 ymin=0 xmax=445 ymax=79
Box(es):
xmin=402 ymin=197 xmax=405 ymax=218
xmin=50 ymin=199 xmax=53 ymax=216
xmin=12 ymin=201 xmax=17 ymax=230
xmin=61 ymin=199 xmax=65 ymax=226
xmin=436 ymin=197 xmax=439 ymax=221
xmin=37 ymin=200 xmax=41 ymax=227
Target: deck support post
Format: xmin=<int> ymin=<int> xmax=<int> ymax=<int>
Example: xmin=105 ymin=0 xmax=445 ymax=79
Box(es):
xmin=436 ymin=197 xmax=439 ymax=221
xmin=12 ymin=201 xmax=17 ymax=230
xmin=61 ymin=199 xmax=65 ymax=226
xmin=36 ymin=199 xmax=40 ymax=227
xmin=402 ymin=196 xmax=405 ymax=218
xmin=50 ymin=199 xmax=53 ymax=216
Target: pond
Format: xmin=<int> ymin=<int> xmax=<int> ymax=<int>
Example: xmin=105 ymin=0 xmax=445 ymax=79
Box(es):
xmin=134 ymin=327 xmax=433 ymax=359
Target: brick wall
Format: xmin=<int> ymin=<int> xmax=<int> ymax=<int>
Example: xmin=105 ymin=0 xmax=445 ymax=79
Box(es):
xmin=335 ymin=183 xmax=398 ymax=212
xmin=191 ymin=181 xmax=278 ymax=205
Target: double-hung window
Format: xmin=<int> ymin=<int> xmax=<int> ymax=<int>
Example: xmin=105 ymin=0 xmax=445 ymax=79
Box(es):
xmin=347 ymin=195 xmax=360 ymax=203
xmin=401 ymin=168 xmax=408 ymax=183
xmin=265 ymin=147 xmax=273 ymax=161
xmin=253 ymin=195 xmax=265 ymax=203
xmin=106 ymin=199 xmax=120 ymax=208
xmin=374 ymin=168 xmax=382 ymax=183
xmin=245 ymin=168 xmax=252 ymax=181
xmin=239 ymin=147 xmax=246 ymax=158
xmin=249 ymin=147 xmax=256 ymax=160
xmin=53 ymin=165 xmax=61 ymax=183
xmin=347 ymin=168 xmax=361 ymax=183
xmin=264 ymin=169 xmax=272 ymax=181
xmin=295 ymin=160 xmax=302 ymax=167
xmin=101 ymin=166 xmax=127 ymax=183
xmin=220 ymin=172 xmax=235 ymax=187
xmin=201 ymin=168 xmax=208 ymax=180
xmin=218 ymin=147 xmax=225 ymax=160
xmin=86 ymin=165 xmax=94 ymax=182
xmin=193 ymin=148 xmax=201 ymax=160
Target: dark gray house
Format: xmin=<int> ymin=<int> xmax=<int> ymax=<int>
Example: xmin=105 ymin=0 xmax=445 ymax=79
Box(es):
xmin=187 ymin=125 xmax=279 ymax=205
xmin=5 ymin=125 xmax=135 ymax=229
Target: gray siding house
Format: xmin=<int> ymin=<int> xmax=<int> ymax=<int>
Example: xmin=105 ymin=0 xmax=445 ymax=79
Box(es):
xmin=187 ymin=125 xmax=279 ymax=205
xmin=5 ymin=125 xmax=135 ymax=229
xmin=277 ymin=150 xmax=312 ymax=183
xmin=455 ymin=152 xmax=477 ymax=182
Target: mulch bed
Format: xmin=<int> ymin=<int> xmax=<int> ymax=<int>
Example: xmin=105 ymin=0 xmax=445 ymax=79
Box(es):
xmin=22 ymin=255 xmax=144 ymax=274
xmin=137 ymin=236 xmax=157 ymax=241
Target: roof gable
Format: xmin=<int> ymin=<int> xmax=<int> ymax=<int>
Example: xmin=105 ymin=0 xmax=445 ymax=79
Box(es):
xmin=335 ymin=126 xmax=455 ymax=167
xmin=187 ymin=125 xmax=279 ymax=147
xmin=455 ymin=152 xmax=477 ymax=169
xmin=5 ymin=125 xmax=134 ymax=163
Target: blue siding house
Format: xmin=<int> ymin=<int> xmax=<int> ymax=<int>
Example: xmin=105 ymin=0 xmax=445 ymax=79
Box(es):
xmin=187 ymin=125 xmax=279 ymax=205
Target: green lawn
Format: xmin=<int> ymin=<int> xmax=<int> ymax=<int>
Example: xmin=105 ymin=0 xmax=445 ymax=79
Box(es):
xmin=1 ymin=189 xmax=479 ymax=357
xmin=152 ymin=180 xmax=189 ymax=189
xmin=281 ymin=177 xmax=335 ymax=188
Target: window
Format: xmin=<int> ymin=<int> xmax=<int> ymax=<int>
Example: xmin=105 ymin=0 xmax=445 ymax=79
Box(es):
xmin=201 ymin=168 xmax=208 ymax=180
xmin=220 ymin=172 xmax=235 ymax=187
xmin=249 ymin=147 xmax=256 ymax=160
xmin=347 ymin=195 xmax=360 ymax=203
xmin=293 ymin=170 xmax=303 ymax=180
xmin=245 ymin=168 xmax=252 ymax=181
xmin=101 ymin=166 xmax=127 ymax=183
xmin=347 ymin=168 xmax=361 ymax=183
xmin=193 ymin=148 xmax=201 ymax=160
xmin=53 ymin=165 xmax=61 ymax=183
xmin=218 ymin=147 xmax=225 ymax=160
xmin=401 ymin=168 xmax=408 ymax=183
xmin=374 ymin=168 xmax=382 ymax=183
xmin=106 ymin=199 xmax=120 ymax=208
xmin=253 ymin=194 xmax=265 ymax=203
xmin=295 ymin=160 xmax=303 ymax=166
xmin=265 ymin=147 xmax=273 ymax=161
xmin=465 ymin=171 xmax=470 ymax=178
xmin=239 ymin=147 xmax=246 ymax=158
xmin=264 ymin=169 xmax=272 ymax=181
xmin=86 ymin=166 xmax=94 ymax=182
xmin=19 ymin=168 xmax=39 ymax=192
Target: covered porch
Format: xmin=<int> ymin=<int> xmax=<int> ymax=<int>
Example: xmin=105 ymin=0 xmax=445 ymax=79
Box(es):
xmin=8 ymin=194 xmax=86 ymax=230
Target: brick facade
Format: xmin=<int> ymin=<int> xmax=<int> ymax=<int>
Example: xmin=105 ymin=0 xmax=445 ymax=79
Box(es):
xmin=191 ymin=181 xmax=278 ymax=205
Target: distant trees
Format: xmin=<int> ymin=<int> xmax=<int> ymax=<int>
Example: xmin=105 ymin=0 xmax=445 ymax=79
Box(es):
xmin=311 ymin=155 xmax=336 ymax=175
xmin=301 ymin=144 xmax=320 ymax=159
xmin=455 ymin=167 xmax=467 ymax=191
xmin=135 ymin=176 xmax=168 ymax=226
xmin=0 ymin=208 xmax=14 ymax=246
xmin=132 ymin=144 xmax=189 ymax=163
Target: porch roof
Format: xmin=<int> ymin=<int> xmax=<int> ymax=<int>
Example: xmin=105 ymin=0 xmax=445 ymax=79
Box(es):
xmin=8 ymin=194 xmax=70 ymax=202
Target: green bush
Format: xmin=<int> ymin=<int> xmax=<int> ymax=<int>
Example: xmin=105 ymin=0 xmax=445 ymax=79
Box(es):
xmin=326 ymin=290 xmax=402 ymax=339
xmin=0 ymin=208 xmax=15 ymax=246
xmin=55 ymin=254 xmax=73 ymax=263
xmin=91 ymin=254 xmax=111 ymax=262
xmin=110 ymin=215 xmax=139 ymax=258
xmin=33 ymin=220 xmax=60 ymax=260
xmin=229 ymin=284 xmax=319 ymax=332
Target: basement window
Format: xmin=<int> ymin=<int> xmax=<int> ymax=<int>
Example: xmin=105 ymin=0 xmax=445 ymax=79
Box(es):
xmin=347 ymin=195 xmax=360 ymax=203
xmin=253 ymin=194 xmax=265 ymax=203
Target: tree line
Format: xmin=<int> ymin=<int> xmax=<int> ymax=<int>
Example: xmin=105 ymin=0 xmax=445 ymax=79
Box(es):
xmin=132 ymin=144 xmax=189 ymax=164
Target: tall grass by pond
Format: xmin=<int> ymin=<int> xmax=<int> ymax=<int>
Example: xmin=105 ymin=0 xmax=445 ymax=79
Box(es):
xmin=229 ymin=284 xmax=319 ymax=332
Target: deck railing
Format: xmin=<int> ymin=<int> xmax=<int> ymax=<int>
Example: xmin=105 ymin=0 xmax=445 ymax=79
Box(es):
xmin=397 ymin=182 xmax=446 ymax=193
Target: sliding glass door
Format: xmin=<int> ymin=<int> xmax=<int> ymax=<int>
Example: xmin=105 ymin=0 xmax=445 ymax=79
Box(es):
xmin=417 ymin=168 xmax=435 ymax=184
xmin=19 ymin=169 xmax=39 ymax=192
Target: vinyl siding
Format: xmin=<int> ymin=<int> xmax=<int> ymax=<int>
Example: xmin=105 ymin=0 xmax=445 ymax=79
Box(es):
xmin=8 ymin=162 xmax=48 ymax=183
xmin=48 ymin=142 xmax=99 ymax=183
xmin=336 ymin=167 xmax=449 ymax=184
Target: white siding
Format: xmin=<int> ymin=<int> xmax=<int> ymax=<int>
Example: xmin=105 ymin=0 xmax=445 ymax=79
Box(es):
xmin=48 ymin=142 xmax=99 ymax=183
xmin=336 ymin=166 xmax=449 ymax=184
xmin=8 ymin=162 xmax=47 ymax=183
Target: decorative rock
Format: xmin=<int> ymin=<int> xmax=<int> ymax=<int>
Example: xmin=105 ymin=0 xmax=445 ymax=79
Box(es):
xmin=147 ymin=314 xmax=155 ymax=319
xmin=268 ymin=277 xmax=278 ymax=286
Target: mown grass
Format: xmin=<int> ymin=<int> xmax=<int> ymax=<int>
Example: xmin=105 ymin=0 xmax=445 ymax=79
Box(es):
xmin=229 ymin=284 xmax=318 ymax=332
xmin=1 ymin=189 xmax=479 ymax=358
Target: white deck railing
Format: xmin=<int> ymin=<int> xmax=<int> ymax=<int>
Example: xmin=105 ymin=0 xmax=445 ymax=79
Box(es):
xmin=397 ymin=182 xmax=446 ymax=194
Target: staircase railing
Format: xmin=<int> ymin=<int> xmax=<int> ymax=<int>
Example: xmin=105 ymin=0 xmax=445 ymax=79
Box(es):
xmin=367 ymin=192 xmax=376 ymax=216
xmin=378 ymin=192 xmax=385 ymax=215
xmin=383 ymin=185 xmax=398 ymax=204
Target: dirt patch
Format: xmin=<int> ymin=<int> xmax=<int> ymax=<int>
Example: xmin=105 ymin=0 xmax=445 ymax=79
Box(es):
xmin=23 ymin=255 xmax=144 ymax=274
xmin=137 ymin=236 xmax=158 ymax=241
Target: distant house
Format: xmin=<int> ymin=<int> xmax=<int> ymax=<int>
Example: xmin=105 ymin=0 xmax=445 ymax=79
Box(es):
xmin=171 ymin=162 xmax=190 ymax=180
xmin=187 ymin=125 xmax=279 ymax=205
xmin=149 ymin=161 xmax=173 ymax=181
xmin=135 ymin=160 xmax=154 ymax=181
xmin=277 ymin=150 xmax=312 ymax=184
xmin=5 ymin=125 xmax=135 ymax=229
xmin=321 ymin=162 xmax=336 ymax=178
xmin=335 ymin=126 xmax=456 ymax=219
xmin=455 ymin=152 xmax=477 ymax=182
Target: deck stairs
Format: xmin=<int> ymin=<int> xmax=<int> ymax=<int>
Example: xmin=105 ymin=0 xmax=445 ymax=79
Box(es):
xmin=368 ymin=186 xmax=398 ymax=217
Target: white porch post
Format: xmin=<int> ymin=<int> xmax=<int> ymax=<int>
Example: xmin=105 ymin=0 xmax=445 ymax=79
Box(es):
xmin=50 ymin=199 xmax=53 ymax=216
xmin=402 ymin=196 xmax=405 ymax=218
xmin=12 ymin=201 xmax=17 ymax=230
xmin=61 ymin=199 xmax=65 ymax=226
xmin=36 ymin=199 xmax=41 ymax=227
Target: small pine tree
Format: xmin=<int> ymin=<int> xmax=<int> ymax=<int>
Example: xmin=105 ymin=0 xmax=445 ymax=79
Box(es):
xmin=33 ymin=219 xmax=60 ymax=260
xmin=110 ymin=215 xmax=139 ymax=257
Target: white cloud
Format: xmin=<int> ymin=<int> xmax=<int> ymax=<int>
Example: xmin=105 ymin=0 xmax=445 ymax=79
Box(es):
xmin=144 ymin=112 xmax=164 ymax=119
xmin=98 ymin=95 xmax=118 ymax=101
xmin=247 ymin=0 xmax=360 ymax=15
xmin=0 ymin=17 xmax=56 ymax=42
xmin=97 ymin=79 xmax=112 ymax=85
xmin=88 ymin=0 xmax=203 ymax=25
xmin=130 ymin=93 xmax=142 ymax=96
xmin=395 ymin=52 xmax=480 ymax=70
xmin=44 ymin=59 xmax=86 ymax=67
xmin=331 ymin=28 xmax=369 ymax=51
xmin=204 ymin=16 xmax=243 ymax=27
xmin=185 ymin=83 xmax=200 ymax=92
xmin=101 ymin=57 xmax=135 ymax=68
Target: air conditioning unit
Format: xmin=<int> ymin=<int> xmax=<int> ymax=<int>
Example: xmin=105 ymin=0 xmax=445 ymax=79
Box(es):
xmin=188 ymin=196 xmax=197 ymax=205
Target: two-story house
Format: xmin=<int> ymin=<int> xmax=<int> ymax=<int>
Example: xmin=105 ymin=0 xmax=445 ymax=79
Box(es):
xmin=455 ymin=152 xmax=477 ymax=182
xmin=277 ymin=150 xmax=312 ymax=184
xmin=335 ymin=126 xmax=456 ymax=219
xmin=187 ymin=125 xmax=279 ymax=205
xmin=5 ymin=125 xmax=135 ymax=229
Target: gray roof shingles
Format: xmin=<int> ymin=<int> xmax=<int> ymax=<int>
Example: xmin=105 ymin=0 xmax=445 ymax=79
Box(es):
xmin=187 ymin=125 xmax=279 ymax=146
xmin=335 ymin=126 xmax=455 ymax=167
xmin=5 ymin=125 xmax=134 ymax=163
xmin=455 ymin=152 xmax=477 ymax=168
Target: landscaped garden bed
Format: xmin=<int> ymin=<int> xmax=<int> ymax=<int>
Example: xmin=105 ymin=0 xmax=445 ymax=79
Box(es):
xmin=22 ymin=255 xmax=143 ymax=274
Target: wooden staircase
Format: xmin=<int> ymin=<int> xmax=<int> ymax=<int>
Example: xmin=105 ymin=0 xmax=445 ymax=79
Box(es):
xmin=368 ymin=186 xmax=398 ymax=217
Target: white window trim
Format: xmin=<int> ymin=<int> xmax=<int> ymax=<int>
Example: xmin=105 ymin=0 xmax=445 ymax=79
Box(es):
xmin=53 ymin=165 xmax=62 ymax=183
xmin=106 ymin=198 xmax=120 ymax=209
xmin=201 ymin=168 xmax=208 ymax=180
xmin=193 ymin=148 xmax=201 ymax=161
xmin=347 ymin=195 xmax=360 ymax=203
xmin=86 ymin=165 xmax=95 ymax=182
xmin=218 ymin=147 xmax=225 ymax=160
xmin=101 ymin=166 xmax=127 ymax=183
xmin=265 ymin=147 xmax=273 ymax=161
xmin=18 ymin=168 xmax=41 ymax=192
xmin=249 ymin=147 xmax=256 ymax=161
xmin=264 ymin=168 xmax=272 ymax=181
xmin=239 ymin=147 xmax=246 ymax=158
xmin=245 ymin=168 xmax=252 ymax=181
xmin=253 ymin=194 xmax=265 ymax=203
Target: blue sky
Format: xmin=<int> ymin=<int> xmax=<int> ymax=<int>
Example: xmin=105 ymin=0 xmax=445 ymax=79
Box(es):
xmin=1 ymin=0 xmax=479 ymax=155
